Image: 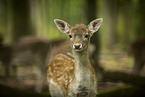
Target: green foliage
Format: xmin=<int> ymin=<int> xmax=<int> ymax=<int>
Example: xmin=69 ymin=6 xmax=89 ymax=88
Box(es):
xmin=0 ymin=0 xmax=144 ymax=46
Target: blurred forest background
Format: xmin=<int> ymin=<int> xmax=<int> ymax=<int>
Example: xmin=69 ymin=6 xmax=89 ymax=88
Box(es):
xmin=0 ymin=0 xmax=145 ymax=97
xmin=1 ymin=0 xmax=145 ymax=45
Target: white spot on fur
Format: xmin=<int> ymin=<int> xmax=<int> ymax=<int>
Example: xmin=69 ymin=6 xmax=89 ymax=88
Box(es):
xmin=50 ymin=79 xmax=57 ymax=86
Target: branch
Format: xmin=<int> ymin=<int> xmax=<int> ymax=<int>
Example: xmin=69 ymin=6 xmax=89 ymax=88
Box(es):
xmin=98 ymin=85 xmax=145 ymax=97
xmin=103 ymin=71 xmax=145 ymax=89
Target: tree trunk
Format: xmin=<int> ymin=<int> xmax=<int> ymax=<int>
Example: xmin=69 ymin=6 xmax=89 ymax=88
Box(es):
xmin=86 ymin=0 xmax=103 ymax=81
xmin=122 ymin=0 xmax=133 ymax=50
xmin=104 ymin=0 xmax=120 ymax=48
xmin=11 ymin=0 xmax=34 ymax=42
xmin=136 ymin=0 xmax=145 ymax=38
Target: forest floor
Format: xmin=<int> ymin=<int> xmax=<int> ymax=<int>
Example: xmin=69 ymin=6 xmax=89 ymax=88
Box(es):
xmin=0 ymin=48 xmax=145 ymax=94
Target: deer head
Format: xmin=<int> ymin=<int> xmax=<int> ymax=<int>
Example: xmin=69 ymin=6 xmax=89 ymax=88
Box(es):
xmin=54 ymin=18 xmax=103 ymax=52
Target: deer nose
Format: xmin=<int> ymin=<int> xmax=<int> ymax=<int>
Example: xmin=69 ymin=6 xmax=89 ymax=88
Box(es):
xmin=73 ymin=44 xmax=82 ymax=49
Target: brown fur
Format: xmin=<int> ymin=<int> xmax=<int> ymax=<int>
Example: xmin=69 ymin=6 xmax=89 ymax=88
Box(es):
xmin=47 ymin=53 xmax=97 ymax=96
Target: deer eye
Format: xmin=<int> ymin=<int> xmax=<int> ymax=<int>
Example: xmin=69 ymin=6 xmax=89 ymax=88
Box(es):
xmin=68 ymin=34 xmax=72 ymax=38
xmin=85 ymin=34 xmax=89 ymax=38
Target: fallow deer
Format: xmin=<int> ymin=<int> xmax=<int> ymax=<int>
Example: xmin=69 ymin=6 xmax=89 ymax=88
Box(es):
xmin=11 ymin=36 xmax=66 ymax=92
xmin=0 ymin=35 xmax=95 ymax=92
xmin=47 ymin=18 xmax=103 ymax=97
xmin=131 ymin=38 xmax=145 ymax=75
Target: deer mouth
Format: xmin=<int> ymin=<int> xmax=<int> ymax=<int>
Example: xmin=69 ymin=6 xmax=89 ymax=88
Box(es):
xmin=74 ymin=49 xmax=82 ymax=52
xmin=73 ymin=47 xmax=84 ymax=52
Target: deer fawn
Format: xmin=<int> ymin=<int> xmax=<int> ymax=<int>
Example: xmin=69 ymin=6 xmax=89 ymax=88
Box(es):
xmin=11 ymin=36 xmax=66 ymax=92
xmin=47 ymin=18 xmax=103 ymax=97
xmin=131 ymin=38 xmax=145 ymax=75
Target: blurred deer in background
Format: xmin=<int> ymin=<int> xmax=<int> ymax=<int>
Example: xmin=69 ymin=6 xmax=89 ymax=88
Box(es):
xmin=47 ymin=18 xmax=103 ymax=97
xmin=11 ymin=36 xmax=66 ymax=92
xmin=0 ymin=35 xmax=12 ymax=77
xmin=131 ymin=38 xmax=145 ymax=75
xmin=0 ymin=35 xmax=66 ymax=92
xmin=0 ymin=35 xmax=95 ymax=92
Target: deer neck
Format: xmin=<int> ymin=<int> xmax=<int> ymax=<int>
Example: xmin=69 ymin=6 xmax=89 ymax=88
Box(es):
xmin=73 ymin=49 xmax=91 ymax=82
xmin=73 ymin=50 xmax=90 ymax=68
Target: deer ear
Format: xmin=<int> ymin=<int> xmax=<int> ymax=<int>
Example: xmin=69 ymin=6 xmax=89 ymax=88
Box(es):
xmin=54 ymin=19 xmax=70 ymax=33
xmin=88 ymin=18 xmax=103 ymax=34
